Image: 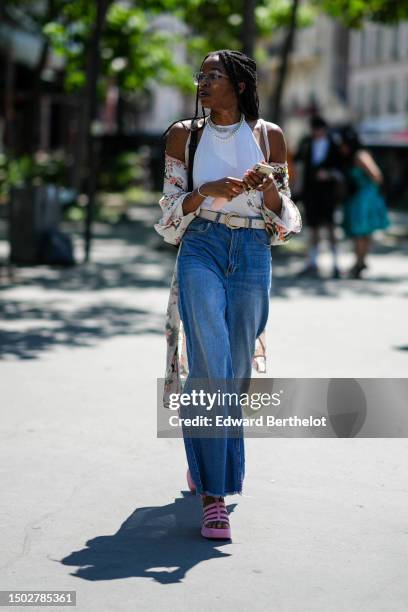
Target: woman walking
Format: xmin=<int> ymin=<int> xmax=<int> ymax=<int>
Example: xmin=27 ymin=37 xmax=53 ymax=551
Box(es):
xmin=155 ymin=49 xmax=302 ymax=540
xmin=339 ymin=127 xmax=390 ymax=278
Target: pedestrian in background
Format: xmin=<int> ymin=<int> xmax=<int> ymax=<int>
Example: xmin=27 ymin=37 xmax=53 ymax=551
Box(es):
xmin=295 ymin=116 xmax=342 ymax=278
xmin=339 ymin=127 xmax=390 ymax=279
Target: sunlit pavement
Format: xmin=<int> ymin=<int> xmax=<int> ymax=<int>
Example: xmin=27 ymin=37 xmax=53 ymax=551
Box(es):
xmin=1 ymin=208 xmax=407 ymax=612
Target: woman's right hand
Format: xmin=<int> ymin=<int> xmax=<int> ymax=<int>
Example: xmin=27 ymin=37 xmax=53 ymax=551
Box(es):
xmin=199 ymin=177 xmax=246 ymax=201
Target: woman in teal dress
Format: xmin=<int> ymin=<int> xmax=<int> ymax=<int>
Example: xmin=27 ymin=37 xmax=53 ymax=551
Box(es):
xmin=339 ymin=127 xmax=390 ymax=278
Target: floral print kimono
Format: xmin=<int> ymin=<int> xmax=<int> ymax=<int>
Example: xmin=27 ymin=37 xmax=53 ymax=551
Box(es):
xmin=154 ymin=147 xmax=302 ymax=409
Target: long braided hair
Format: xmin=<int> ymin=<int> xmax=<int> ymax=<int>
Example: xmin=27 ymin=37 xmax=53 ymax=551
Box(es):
xmin=161 ymin=49 xmax=260 ymax=141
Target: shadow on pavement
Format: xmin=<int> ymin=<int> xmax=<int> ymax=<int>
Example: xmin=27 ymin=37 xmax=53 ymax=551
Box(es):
xmin=0 ymin=300 xmax=164 ymax=359
xmin=0 ymin=210 xmax=175 ymax=359
xmin=270 ymin=270 xmax=408 ymax=299
xmin=59 ymin=492 xmax=237 ymax=584
xmin=1 ymin=206 xmax=407 ymax=359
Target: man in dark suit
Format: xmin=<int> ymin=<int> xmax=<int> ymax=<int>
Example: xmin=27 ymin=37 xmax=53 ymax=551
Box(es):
xmin=295 ymin=116 xmax=342 ymax=278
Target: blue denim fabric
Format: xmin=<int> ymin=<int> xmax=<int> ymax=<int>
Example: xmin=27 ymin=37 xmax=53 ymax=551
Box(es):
xmin=177 ymin=216 xmax=272 ymax=497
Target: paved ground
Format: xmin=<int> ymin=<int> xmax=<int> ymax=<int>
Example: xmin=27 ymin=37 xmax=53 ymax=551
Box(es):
xmin=0 ymin=206 xmax=407 ymax=612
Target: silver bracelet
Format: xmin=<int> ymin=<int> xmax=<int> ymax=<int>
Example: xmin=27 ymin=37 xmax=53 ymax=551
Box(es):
xmin=197 ymin=184 xmax=208 ymax=198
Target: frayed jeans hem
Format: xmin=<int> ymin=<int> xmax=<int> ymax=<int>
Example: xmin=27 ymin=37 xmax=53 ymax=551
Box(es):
xmin=195 ymin=488 xmax=244 ymax=498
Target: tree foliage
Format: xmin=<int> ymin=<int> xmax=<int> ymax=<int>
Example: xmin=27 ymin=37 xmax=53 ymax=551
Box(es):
xmin=181 ymin=0 xmax=314 ymax=64
xmin=315 ymin=0 xmax=408 ymax=27
xmin=3 ymin=0 xmax=407 ymax=103
xmin=42 ymin=1 xmax=194 ymax=95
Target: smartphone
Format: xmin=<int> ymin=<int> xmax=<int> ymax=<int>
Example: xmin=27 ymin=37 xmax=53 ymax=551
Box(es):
xmin=253 ymin=162 xmax=275 ymax=175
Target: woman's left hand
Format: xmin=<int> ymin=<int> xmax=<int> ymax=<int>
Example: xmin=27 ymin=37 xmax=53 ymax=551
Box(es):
xmin=242 ymin=167 xmax=264 ymax=192
xmin=243 ymin=163 xmax=282 ymax=214
xmin=242 ymin=167 xmax=278 ymax=196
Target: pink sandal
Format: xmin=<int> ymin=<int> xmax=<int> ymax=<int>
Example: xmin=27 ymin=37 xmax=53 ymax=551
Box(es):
xmin=201 ymin=499 xmax=231 ymax=540
xmin=186 ymin=468 xmax=196 ymax=493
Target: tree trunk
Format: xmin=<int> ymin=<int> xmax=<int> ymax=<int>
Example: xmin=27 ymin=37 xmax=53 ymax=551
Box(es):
xmin=83 ymin=0 xmax=111 ymax=262
xmin=271 ymin=0 xmax=299 ymax=124
xmin=28 ymin=0 xmax=57 ymax=154
xmin=4 ymin=48 xmax=16 ymax=153
xmin=28 ymin=39 xmax=50 ymax=154
xmin=242 ymin=0 xmax=257 ymax=57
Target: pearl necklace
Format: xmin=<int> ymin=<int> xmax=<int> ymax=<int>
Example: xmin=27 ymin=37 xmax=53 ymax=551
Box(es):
xmin=207 ymin=114 xmax=244 ymax=141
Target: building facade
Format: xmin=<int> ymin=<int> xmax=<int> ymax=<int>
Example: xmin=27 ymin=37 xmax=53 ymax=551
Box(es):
xmin=259 ymin=15 xmax=352 ymax=148
xmin=348 ymin=22 xmax=408 ymax=145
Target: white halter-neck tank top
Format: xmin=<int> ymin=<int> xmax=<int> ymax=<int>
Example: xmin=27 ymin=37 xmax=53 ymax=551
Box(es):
xmin=187 ymin=116 xmax=270 ymax=217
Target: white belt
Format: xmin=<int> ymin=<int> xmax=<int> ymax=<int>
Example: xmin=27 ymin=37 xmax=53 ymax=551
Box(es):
xmin=198 ymin=209 xmax=266 ymax=230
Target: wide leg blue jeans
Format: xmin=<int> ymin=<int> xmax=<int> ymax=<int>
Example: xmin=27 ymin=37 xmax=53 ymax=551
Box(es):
xmin=177 ymin=216 xmax=272 ymax=497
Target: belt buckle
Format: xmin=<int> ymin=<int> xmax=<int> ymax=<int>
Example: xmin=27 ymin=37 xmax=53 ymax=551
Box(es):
xmin=224 ymin=213 xmax=240 ymax=229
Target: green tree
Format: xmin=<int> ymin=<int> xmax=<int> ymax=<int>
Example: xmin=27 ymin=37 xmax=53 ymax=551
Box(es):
xmin=2 ymin=0 xmax=201 ymax=259
xmin=317 ymin=0 xmax=408 ymax=26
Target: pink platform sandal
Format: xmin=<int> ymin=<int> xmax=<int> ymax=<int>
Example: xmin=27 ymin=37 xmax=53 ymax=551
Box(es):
xmin=201 ymin=498 xmax=231 ymax=540
xmin=186 ymin=468 xmax=196 ymax=493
